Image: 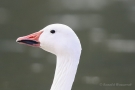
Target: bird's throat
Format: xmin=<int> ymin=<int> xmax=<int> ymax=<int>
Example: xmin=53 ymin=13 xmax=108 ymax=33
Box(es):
xmin=50 ymin=55 xmax=80 ymax=90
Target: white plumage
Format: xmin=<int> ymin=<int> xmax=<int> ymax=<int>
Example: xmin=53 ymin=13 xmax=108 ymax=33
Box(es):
xmin=16 ymin=24 xmax=82 ymax=90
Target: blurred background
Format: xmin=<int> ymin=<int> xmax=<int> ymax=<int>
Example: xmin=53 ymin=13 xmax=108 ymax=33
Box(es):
xmin=0 ymin=0 xmax=135 ymax=90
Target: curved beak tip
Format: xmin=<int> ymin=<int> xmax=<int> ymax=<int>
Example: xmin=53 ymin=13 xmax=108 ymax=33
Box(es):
xmin=16 ymin=30 xmax=43 ymax=47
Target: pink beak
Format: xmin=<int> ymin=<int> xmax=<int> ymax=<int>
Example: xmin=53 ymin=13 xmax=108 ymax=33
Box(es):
xmin=16 ymin=30 xmax=43 ymax=47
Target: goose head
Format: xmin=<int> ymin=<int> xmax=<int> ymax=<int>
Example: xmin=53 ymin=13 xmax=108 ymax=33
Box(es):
xmin=16 ymin=24 xmax=82 ymax=90
xmin=16 ymin=24 xmax=82 ymax=56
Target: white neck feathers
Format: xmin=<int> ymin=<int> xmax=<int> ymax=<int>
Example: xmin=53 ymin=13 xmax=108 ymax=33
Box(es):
xmin=50 ymin=55 xmax=80 ymax=90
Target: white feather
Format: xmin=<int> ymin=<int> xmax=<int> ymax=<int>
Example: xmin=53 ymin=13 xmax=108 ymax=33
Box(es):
xmin=39 ymin=24 xmax=82 ymax=90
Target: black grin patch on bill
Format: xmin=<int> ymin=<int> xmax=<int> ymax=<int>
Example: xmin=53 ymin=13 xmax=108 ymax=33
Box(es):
xmin=17 ymin=40 xmax=39 ymax=45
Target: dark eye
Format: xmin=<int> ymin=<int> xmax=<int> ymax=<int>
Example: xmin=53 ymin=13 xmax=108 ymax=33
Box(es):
xmin=50 ymin=30 xmax=55 ymax=34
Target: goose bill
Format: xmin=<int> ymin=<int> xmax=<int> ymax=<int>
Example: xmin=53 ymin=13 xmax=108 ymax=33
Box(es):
xmin=16 ymin=30 xmax=43 ymax=47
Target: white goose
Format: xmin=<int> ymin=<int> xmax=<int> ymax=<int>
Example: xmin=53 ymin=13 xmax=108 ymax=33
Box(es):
xmin=16 ymin=24 xmax=82 ymax=90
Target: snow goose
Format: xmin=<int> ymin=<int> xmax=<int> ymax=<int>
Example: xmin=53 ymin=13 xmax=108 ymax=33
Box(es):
xmin=16 ymin=24 xmax=82 ymax=90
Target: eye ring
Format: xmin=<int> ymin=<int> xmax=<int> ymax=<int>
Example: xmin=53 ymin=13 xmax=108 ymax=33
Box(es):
xmin=50 ymin=30 xmax=55 ymax=34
